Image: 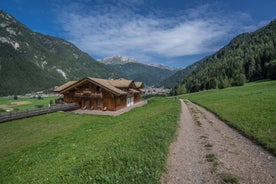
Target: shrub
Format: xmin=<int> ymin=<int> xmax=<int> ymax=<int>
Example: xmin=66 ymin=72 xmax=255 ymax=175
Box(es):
xmin=35 ymin=105 xmax=43 ymax=108
xmin=221 ymin=173 xmax=238 ymax=183
xmin=266 ymin=60 xmax=276 ymax=80
xmin=0 ymin=108 xmax=6 ymax=113
xmin=206 ymin=153 xmax=216 ymax=162
xmin=13 ymin=108 xmax=20 ymax=111
xmin=232 ymin=73 xmax=246 ymax=86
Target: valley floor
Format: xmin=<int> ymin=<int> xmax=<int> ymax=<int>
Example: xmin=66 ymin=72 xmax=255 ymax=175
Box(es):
xmin=162 ymin=100 xmax=276 ymax=184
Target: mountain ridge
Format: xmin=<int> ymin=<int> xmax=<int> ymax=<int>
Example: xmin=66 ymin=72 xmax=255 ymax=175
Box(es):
xmin=0 ymin=10 xmax=119 ymax=96
xmin=100 ymin=56 xmax=139 ymax=65
xmin=99 ymin=56 xmax=178 ymax=86
xmin=100 ymin=55 xmax=178 ymax=71
xmin=169 ymin=19 xmax=276 ymax=94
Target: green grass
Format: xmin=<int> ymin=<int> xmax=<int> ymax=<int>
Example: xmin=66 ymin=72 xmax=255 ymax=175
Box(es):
xmin=206 ymin=153 xmax=216 ymax=162
xmin=205 ymin=143 xmax=213 ymax=148
xmin=0 ymin=97 xmax=180 ymax=183
xmin=180 ymin=80 xmax=276 ymax=155
xmin=0 ymin=96 xmax=59 ymax=112
xmin=221 ymin=173 xmax=238 ymax=183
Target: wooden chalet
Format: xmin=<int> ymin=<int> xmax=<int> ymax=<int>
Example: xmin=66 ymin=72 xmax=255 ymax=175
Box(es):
xmin=55 ymin=77 xmax=144 ymax=111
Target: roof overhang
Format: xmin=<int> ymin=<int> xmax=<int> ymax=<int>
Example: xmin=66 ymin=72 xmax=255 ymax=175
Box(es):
xmin=59 ymin=77 xmax=127 ymax=96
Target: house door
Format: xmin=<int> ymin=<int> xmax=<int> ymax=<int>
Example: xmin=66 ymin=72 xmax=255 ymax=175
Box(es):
xmin=81 ymin=99 xmax=90 ymax=109
xmin=131 ymin=96 xmax=134 ymax=105
xmin=127 ymin=97 xmax=133 ymax=107
xmin=97 ymin=99 xmax=102 ymax=109
xmin=126 ymin=97 xmax=130 ymax=107
xmin=85 ymin=100 xmax=90 ymax=109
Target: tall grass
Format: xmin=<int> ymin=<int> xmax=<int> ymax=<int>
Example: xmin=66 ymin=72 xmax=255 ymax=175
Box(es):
xmin=180 ymin=80 xmax=276 ymax=154
xmin=0 ymin=97 xmax=180 ymax=183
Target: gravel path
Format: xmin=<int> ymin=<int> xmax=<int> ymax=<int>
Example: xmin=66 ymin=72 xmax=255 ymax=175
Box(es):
xmin=162 ymin=100 xmax=276 ymax=184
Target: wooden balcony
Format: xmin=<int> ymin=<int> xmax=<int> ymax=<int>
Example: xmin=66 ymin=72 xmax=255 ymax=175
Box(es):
xmin=75 ymin=92 xmax=103 ymax=98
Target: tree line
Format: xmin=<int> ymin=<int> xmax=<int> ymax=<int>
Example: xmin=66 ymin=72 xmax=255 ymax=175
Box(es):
xmin=171 ymin=20 xmax=276 ymax=95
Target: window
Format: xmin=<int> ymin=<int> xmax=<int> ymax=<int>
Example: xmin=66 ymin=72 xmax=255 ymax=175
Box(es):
xmin=97 ymin=99 xmax=102 ymax=107
xmin=96 ymin=86 xmax=102 ymax=93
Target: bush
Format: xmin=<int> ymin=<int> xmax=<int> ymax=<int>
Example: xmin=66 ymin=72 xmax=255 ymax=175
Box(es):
xmin=266 ymin=60 xmax=276 ymax=80
xmin=0 ymin=108 xmax=6 ymax=113
xmin=221 ymin=173 xmax=238 ymax=183
xmin=35 ymin=105 xmax=44 ymax=108
xmin=232 ymin=74 xmax=246 ymax=86
xmin=206 ymin=78 xmax=217 ymax=89
xmin=13 ymin=95 xmax=18 ymax=100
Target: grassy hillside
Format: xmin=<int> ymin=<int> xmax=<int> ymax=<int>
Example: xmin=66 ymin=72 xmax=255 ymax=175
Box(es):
xmin=0 ymin=98 xmax=180 ymax=183
xmin=180 ymin=80 xmax=276 ymax=154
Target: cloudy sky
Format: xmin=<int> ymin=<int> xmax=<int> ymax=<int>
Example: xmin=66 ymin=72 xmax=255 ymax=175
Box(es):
xmin=1 ymin=0 xmax=276 ymax=67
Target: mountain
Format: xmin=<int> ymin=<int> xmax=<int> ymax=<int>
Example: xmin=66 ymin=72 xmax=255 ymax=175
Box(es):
xmin=171 ymin=19 xmax=276 ymax=95
xmin=0 ymin=10 xmax=119 ymax=96
xmin=100 ymin=56 xmax=178 ymax=86
xmin=100 ymin=56 xmax=139 ymax=65
xmin=146 ymin=63 xmax=178 ymax=71
xmin=158 ymin=62 xmax=199 ymax=88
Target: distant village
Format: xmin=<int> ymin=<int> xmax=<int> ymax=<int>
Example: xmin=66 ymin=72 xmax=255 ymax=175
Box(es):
xmin=144 ymin=87 xmax=171 ymax=96
xmin=5 ymin=87 xmax=170 ymax=99
xmin=3 ymin=86 xmax=171 ymax=100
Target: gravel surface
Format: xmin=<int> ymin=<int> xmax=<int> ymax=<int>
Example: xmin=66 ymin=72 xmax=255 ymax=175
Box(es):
xmin=162 ymin=100 xmax=276 ymax=184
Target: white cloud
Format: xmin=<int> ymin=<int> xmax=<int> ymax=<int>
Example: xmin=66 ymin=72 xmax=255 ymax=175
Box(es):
xmin=56 ymin=1 xmax=259 ymax=63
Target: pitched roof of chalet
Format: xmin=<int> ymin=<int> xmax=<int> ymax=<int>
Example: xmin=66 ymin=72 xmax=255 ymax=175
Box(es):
xmin=108 ymin=78 xmax=134 ymax=88
xmin=88 ymin=78 xmax=127 ymax=96
xmin=134 ymin=82 xmax=144 ymax=88
xmin=54 ymin=81 xmax=77 ymax=92
xmin=58 ymin=77 xmax=143 ymax=96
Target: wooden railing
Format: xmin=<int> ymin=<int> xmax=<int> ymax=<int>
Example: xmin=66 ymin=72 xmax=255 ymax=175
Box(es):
xmin=75 ymin=92 xmax=103 ymax=98
xmin=0 ymin=103 xmax=79 ymax=123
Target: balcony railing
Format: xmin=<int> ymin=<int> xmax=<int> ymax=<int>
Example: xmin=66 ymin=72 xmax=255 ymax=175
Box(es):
xmin=75 ymin=92 xmax=103 ymax=98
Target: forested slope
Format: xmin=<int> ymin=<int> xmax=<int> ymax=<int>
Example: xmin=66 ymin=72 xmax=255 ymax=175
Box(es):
xmin=172 ymin=19 xmax=276 ymax=95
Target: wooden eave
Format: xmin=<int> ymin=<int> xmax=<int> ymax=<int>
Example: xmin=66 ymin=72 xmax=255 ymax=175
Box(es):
xmin=59 ymin=77 xmax=127 ymax=96
xmin=129 ymin=88 xmax=140 ymax=94
xmin=54 ymin=81 xmax=77 ymax=92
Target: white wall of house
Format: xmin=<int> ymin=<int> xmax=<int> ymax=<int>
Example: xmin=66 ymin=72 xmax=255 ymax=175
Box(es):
xmin=126 ymin=96 xmax=134 ymax=107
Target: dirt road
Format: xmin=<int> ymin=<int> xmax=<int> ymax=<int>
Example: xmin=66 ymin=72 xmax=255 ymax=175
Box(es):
xmin=162 ymin=100 xmax=276 ymax=184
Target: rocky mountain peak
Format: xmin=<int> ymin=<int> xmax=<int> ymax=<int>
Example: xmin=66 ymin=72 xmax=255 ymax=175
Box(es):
xmin=100 ymin=56 xmax=139 ymax=65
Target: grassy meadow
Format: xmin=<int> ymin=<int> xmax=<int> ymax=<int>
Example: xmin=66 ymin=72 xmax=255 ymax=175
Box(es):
xmin=180 ymin=80 xmax=276 ymax=154
xmin=0 ymin=98 xmax=180 ymax=183
xmin=0 ymin=96 xmax=59 ymax=112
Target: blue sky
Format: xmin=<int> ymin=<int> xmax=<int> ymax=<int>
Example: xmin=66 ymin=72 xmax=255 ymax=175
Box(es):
xmin=1 ymin=0 xmax=276 ymax=67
